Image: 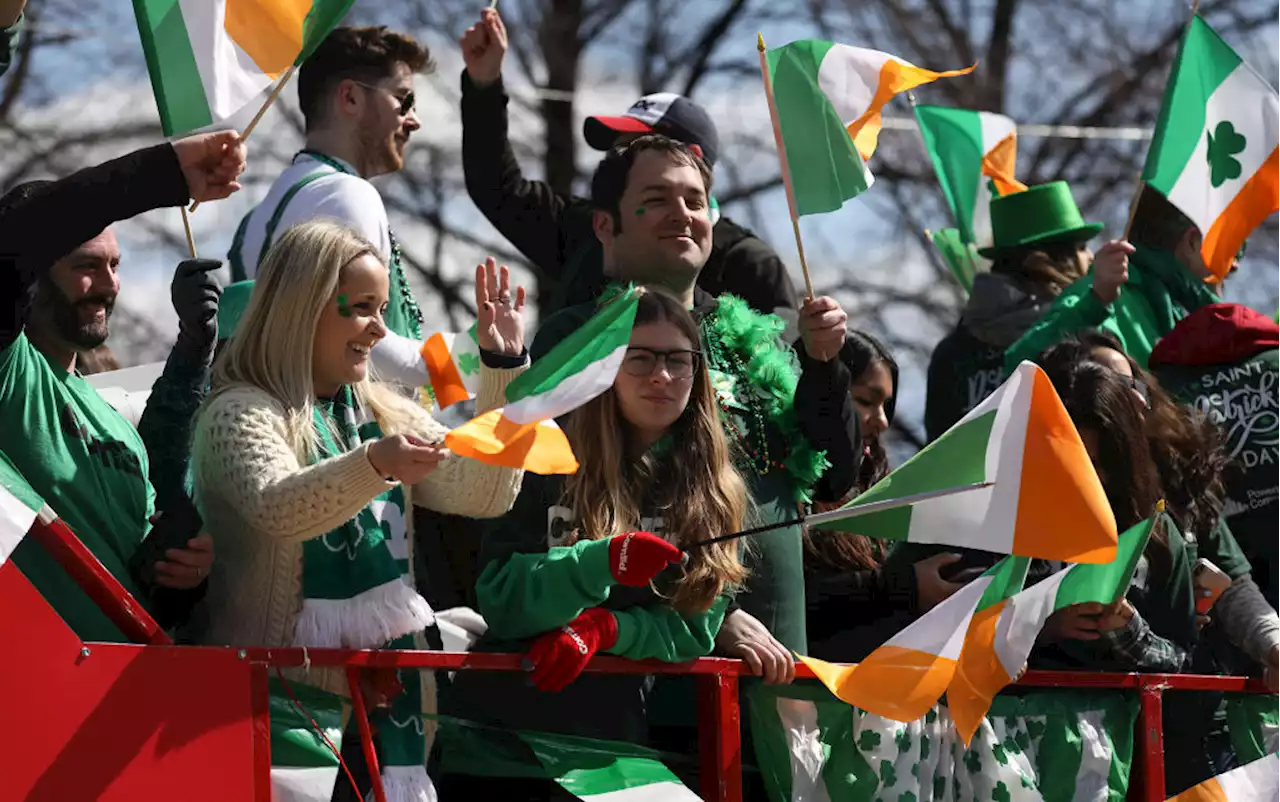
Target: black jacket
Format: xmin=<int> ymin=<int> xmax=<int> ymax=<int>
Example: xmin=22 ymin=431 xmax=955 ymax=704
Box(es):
xmin=460 ymin=72 xmax=799 ymax=319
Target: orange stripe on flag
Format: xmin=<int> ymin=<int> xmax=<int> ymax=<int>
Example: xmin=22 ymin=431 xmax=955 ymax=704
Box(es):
xmin=847 ymin=59 xmax=977 ymax=161
xmin=982 ymin=134 xmax=1027 ymax=196
xmin=225 ymin=0 xmax=311 ymax=78
xmin=946 ymin=600 xmax=1014 ymax=745
xmin=1202 ymin=147 xmax=1279 ymax=281
xmin=445 ymin=410 xmax=579 ymax=475
xmin=797 ymin=649 xmax=958 ymax=723
xmin=421 ymin=334 xmax=470 ymax=410
xmin=1012 ymin=368 xmax=1117 ymax=563
xmin=1167 ymin=778 xmax=1229 ymax=802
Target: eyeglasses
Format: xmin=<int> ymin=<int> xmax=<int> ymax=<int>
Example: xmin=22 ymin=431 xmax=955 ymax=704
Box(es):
xmin=1127 ymin=374 xmax=1150 ymax=409
xmin=352 ymin=81 xmax=415 ymax=116
xmin=621 ymin=347 xmax=702 ymax=379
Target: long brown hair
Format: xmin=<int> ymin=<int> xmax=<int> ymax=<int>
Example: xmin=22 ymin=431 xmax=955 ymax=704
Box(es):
xmin=990 ymin=240 xmax=1091 ymax=298
xmin=561 ymin=288 xmax=749 ymax=611
xmin=806 ymin=331 xmax=898 ymax=571
xmin=1072 ymin=330 xmax=1228 ymax=537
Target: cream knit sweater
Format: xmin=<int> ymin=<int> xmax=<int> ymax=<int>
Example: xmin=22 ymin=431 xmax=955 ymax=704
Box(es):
xmin=192 ymin=364 xmax=523 ymax=695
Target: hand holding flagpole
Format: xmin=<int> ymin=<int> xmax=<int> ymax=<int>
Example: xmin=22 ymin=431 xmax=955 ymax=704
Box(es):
xmin=758 ymin=32 xmax=815 ymax=301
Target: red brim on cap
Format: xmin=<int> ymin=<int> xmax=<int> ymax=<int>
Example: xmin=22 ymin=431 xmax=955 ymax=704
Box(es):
xmin=584 ymin=116 xmax=655 ymax=150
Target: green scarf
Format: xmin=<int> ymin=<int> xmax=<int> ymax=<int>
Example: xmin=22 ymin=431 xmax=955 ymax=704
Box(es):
xmin=1131 ymin=244 xmax=1220 ymax=333
xmin=295 ymin=386 xmax=434 ymax=801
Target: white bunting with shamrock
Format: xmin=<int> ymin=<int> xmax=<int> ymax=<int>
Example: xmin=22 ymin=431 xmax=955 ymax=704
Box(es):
xmin=748 ymin=683 xmax=1137 ymax=802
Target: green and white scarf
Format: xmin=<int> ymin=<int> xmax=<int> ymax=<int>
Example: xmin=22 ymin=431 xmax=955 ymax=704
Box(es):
xmin=293 ymin=386 xmax=435 ymax=801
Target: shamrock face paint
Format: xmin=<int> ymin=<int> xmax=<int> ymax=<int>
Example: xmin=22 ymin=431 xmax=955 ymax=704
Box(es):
xmin=635 ymin=207 xmax=646 ymax=216
xmin=336 ymin=293 xmax=353 ymax=318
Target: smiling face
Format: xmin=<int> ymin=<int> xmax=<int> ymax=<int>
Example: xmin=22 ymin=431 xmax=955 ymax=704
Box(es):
xmin=851 ymin=361 xmax=894 ymax=447
xmin=311 ymin=253 xmax=389 ymax=396
xmin=613 ymin=321 xmax=698 ymax=447
xmin=356 ymin=61 xmax=421 ymax=177
xmin=596 ymin=150 xmax=713 ymax=292
xmin=37 ymin=228 xmax=121 ymax=352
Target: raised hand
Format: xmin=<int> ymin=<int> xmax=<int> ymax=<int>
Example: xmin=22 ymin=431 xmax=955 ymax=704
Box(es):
xmin=171 ymin=130 xmax=247 ymax=203
xmin=172 ymin=259 xmax=223 ymax=351
xmin=459 ymin=8 xmax=508 ymax=87
xmin=475 ymin=256 xmax=526 ymax=356
xmin=1090 ymin=240 xmax=1135 ymax=305
xmin=798 ymin=296 xmax=848 ymax=362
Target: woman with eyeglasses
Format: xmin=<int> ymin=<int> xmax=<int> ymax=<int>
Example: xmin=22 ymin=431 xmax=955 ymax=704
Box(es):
xmin=437 ymin=288 xmax=749 ymax=797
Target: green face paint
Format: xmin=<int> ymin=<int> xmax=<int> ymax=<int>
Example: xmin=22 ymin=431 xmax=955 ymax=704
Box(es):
xmin=337 ymin=293 xmax=353 ymax=318
xmin=634 ymin=206 xmax=646 ymax=216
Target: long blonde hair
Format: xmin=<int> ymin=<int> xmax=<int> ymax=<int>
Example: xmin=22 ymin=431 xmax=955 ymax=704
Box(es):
xmin=206 ymin=219 xmax=420 ymax=462
xmin=561 ymin=289 xmax=749 ymax=612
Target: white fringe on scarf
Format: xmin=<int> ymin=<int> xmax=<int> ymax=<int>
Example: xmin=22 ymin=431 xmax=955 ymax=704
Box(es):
xmin=292 ymin=578 xmax=435 ymax=649
xmin=382 ymin=765 xmax=438 ymax=802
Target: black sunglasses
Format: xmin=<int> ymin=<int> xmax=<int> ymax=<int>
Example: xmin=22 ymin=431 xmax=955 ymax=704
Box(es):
xmin=353 ymin=81 xmax=415 ymax=116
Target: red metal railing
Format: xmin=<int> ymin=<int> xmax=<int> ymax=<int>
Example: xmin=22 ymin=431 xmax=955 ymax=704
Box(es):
xmin=23 ymin=511 xmax=1275 ymax=802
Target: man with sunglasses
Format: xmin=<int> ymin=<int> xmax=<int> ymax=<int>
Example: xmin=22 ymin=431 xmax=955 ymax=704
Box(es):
xmin=226 ymin=26 xmax=430 ymax=342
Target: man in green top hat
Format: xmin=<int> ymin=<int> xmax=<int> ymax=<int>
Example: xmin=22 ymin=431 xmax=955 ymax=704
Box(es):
xmin=926 ymin=181 xmax=1103 ymax=439
xmin=1003 ymin=185 xmax=1230 ymax=372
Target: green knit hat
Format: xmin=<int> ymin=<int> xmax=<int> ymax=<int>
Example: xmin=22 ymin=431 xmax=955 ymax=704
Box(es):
xmin=217 ymin=280 xmax=254 ymax=341
xmin=978 ymin=181 xmax=1103 ymax=258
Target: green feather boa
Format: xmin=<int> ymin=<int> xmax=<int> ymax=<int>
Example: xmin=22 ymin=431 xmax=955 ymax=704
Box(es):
xmin=704 ymin=294 xmax=829 ymax=503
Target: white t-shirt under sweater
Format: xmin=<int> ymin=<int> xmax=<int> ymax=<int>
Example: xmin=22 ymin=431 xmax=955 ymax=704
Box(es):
xmin=229 ymin=152 xmax=390 ymax=278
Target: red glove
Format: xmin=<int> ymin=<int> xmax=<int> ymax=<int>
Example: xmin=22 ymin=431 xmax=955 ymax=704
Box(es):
xmin=608 ymin=531 xmax=682 ymax=587
xmin=526 ymin=608 xmax=618 ymax=692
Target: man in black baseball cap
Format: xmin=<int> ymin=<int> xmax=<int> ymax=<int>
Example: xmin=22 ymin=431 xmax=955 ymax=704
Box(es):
xmin=458 ymin=8 xmax=797 ymax=319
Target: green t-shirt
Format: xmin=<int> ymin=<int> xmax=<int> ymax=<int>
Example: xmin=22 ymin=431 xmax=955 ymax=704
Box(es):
xmin=1 ymin=333 xmax=155 ymax=641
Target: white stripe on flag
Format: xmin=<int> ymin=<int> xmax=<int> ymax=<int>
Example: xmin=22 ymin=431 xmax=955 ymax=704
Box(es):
xmin=886 ymin=576 xmax=993 ymax=657
xmin=992 ymin=569 xmax=1072 ymax=678
xmin=1070 ymin=710 xmax=1114 ymax=802
xmin=504 ymin=344 xmax=630 ymax=425
xmin=1216 ymin=752 xmax=1280 ymax=799
xmin=575 ymin=781 xmax=703 ymax=801
xmin=0 ymin=485 xmax=38 ymax=565
xmin=271 ymin=767 xmax=340 ymax=802
xmin=774 ymin=697 xmax=835 ymax=802
xmin=177 ymin=0 xmax=275 ymax=121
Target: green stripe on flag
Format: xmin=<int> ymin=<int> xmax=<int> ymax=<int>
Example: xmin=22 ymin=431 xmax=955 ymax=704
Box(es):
xmin=930 ymin=227 xmax=979 ymax=293
xmin=1053 ymin=511 xmax=1157 ymax=609
xmin=915 ymin=106 xmax=986 ymax=242
xmin=824 ymin=410 xmax=996 ymax=539
xmin=0 ymin=451 xmax=44 ymax=515
xmin=268 ymin=678 xmax=342 ymax=768
xmin=132 ymin=0 xmax=214 ymax=136
xmin=505 ymin=286 xmax=640 ymax=405
xmin=976 ymin=555 xmax=1031 ymax=610
xmin=767 ymin=40 xmax=872 ymax=216
xmin=1142 ymin=16 xmax=1242 ymax=193
xmin=297 ymin=1 xmax=357 ymax=65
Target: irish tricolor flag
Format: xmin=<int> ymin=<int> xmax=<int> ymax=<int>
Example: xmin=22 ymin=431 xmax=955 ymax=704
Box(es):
xmin=446 ymin=288 xmax=641 ymax=475
xmin=1142 ymin=15 xmax=1279 ymax=280
xmin=1 ymin=453 xmax=44 ymax=567
xmin=946 ymin=507 xmax=1158 ymax=744
xmin=763 ymin=39 xmax=974 ymax=215
xmin=374 ymin=327 xmax=483 ymax=410
xmin=133 ymin=0 xmax=354 ymax=136
xmin=799 ymin=555 xmax=1030 ymax=722
xmin=1168 ymin=753 xmax=1279 ymax=802
xmin=821 ymin=362 xmax=1118 ymax=564
xmin=915 ymin=106 xmax=1027 ymax=249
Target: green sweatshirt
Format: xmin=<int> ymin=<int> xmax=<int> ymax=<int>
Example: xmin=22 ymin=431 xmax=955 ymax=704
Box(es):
xmin=1004 ymin=245 xmax=1220 ymax=372
xmin=475 ymin=472 xmax=728 ymax=663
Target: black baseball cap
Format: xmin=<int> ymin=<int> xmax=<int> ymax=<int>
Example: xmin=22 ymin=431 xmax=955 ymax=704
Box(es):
xmin=584 ymin=92 xmax=721 ymax=168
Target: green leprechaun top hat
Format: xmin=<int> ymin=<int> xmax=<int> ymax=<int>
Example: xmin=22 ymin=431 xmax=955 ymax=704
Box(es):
xmin=978 ymin=181 xmax=1104 ymax=258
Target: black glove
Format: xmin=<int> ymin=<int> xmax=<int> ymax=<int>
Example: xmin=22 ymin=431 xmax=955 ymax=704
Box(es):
xmin=172 ymin=259 xmax=222 ymax=353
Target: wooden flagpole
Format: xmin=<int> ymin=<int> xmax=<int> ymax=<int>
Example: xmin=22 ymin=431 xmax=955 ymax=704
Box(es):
xmin=757 ymin=33 xmax=815 ymax=301
xmin=188 ymin=64 xmax=299 ymax=213
xmin=180 ymin=207 xmax=197 ymax=258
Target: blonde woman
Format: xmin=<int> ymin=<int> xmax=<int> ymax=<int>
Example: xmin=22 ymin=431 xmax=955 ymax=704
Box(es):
xmin=191 ymin=220 xmax=526 ymax=801
xmin=439 ymin=288 xmax=748 ymax=797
